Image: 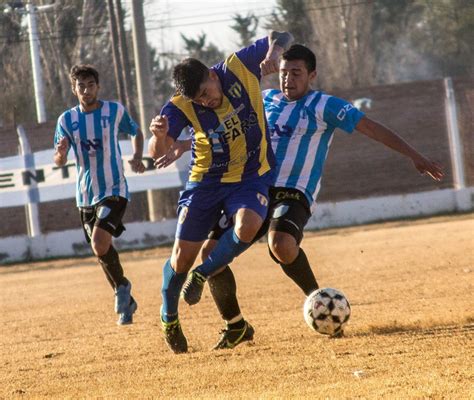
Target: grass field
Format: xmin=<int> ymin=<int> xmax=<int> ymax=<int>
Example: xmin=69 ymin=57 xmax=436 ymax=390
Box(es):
xmin=1 ymin=214 xmax=473 ymax=399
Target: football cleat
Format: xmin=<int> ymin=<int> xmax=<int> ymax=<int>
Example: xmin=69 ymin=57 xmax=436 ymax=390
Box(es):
xmin=213 ymin=321 xmax=255 ymax=350
xmin=181 ymin=271 xmax=207 ymax=305
xmin=115 ymin=282 xmax=132 ymax=314
xmin=162 ymin=318 xmax=188 ymax=354
xmin=117 ymin=297 xmax=137 ymax=325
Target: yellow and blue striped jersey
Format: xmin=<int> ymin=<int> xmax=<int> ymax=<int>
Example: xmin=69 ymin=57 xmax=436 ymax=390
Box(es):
xmin=161 ymin=37 xmax=275 ymax=185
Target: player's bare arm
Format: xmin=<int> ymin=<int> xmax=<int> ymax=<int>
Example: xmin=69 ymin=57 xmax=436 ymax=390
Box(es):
xmin=54 ymin=136 xmax=69 ymax=167
xmin=128 ymin=128 xmax=146 ymax=174
xmin=154 ymin=139 xmax=192 ymax=169
xmin=356 ymin=116 xmax=444 ymax=181
xmin=260 ymin=31 xmax=294 ymax=76
xmin=148 ymin=114 xmax=175 ymax=159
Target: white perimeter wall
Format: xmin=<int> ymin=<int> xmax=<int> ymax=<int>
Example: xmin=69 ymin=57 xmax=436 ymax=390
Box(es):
xmin=1 ymin=187 xmax=472 ymax=264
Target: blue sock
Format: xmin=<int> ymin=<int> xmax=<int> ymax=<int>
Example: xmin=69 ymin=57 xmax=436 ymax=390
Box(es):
xmin=161 ymin=259 xmax=187 ymax=323
xmin=196 ymin=229 xmax=251 ymax=278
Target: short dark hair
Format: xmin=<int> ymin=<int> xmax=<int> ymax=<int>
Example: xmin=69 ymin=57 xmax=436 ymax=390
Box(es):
xmin=282 ymin=44 xmax=316 ymax=72
xmin=173 ymin=58 xmax=209 ymax=98
xmin=69 ymin=64 xmax=99 ymax=87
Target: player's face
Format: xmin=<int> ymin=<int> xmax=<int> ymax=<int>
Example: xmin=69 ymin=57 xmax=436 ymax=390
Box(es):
xmin=73 ymin=76 xmax=100 ymax=111
xmin=279 ymin=59 xmax=316 ymax=101
xmin=191 ymin=70 xmax=223 ymax=109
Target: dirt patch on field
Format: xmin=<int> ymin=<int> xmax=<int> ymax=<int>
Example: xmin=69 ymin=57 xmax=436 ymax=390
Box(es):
xmin=1 ymin=214 xmax=473 ymax=399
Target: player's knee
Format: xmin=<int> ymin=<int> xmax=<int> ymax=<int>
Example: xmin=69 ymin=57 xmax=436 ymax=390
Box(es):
xmin=200 ymin=240 xmax=217 ymax=262
xmin=171 ymin=253 xmax=195 ymax=274
xmin=91 ymin=240 xmax=109 ymax=257
xmin=268 ymin=236 xmax=297 ymax=264
xmin=234 ymin=220 xmax=262 ymax=243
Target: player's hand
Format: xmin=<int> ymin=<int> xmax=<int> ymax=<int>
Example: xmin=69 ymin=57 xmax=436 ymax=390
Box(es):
xmin=149 ymin=115 xmax=169 ymax=139
xmin=56 ymin=137 xmax=69 ymax=157
xmin=128 ymin=156 xmax=146 ymax=174
xmin=412 ymin=155 xmax=444 ymax=181
xmin=260 ymin=53 xmax=280 ymax=76
xmin=154 ymin=141 xmax=186 ymax=169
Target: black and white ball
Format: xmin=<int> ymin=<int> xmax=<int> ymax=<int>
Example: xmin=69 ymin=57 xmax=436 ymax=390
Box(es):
xmin=303 ymin=288 xmax=351 ymax=336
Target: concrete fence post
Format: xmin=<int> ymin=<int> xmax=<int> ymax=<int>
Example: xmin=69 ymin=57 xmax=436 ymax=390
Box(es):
xmin=17 ymin=125 xmax=41 ymax=237
xmin=444 ymin=77 xmax=470 ymax=211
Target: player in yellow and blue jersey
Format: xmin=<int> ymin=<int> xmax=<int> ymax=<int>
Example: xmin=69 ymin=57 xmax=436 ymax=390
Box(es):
xmin=54 ymin=65 xmax=145 ymax=326
xmin=148 ymin=31 xmax=294 ymax=354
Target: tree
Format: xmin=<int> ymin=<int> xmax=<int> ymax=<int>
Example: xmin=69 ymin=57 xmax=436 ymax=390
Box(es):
xmin=0 ymin=0 xmax=119 ymax=125
xmin=0 ymin=5 xmax=34 ymax=125
xmin=150 ymin=48 xmax=175 ymax=109
xmin=231 ymin=13 xmax=259 ymax=48
xmin=304 ymin=0 xmax=473 ymax=90
xmin=305 ymin=0 xmax=376 ymax=90
xmin=180 ymin=33 xmax=224 ymax=66
xmin=264 ymin=0 xmax=314 ymax=45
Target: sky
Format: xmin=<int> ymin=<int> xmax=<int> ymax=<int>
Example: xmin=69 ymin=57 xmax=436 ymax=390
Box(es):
xmin=140 ymin=0 xmax=278 ymax=56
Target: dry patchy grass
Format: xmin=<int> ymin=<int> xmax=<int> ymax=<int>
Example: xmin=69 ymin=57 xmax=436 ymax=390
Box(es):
xmin=1 ymin=214 xmax=473 ymax=399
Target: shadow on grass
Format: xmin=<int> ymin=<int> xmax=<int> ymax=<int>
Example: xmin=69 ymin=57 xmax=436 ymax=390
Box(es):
xmin=351 ymin=318 xmax=474 ymax=338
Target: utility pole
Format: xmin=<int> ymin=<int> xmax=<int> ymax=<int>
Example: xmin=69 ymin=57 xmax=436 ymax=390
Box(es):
xmin=114 ymin=0 xmax=135 ymax=117
xmin=107 ymin=0 xmax=126 ymax=105
xmin=130 ymin=0 xmax=161 ymax=221
xmin=25 ymin=3 xmax=54 ymax=124
xmin=130 ymin=0 xmax=154 ymax=133
xmin=4 ymin=2 xmax=55 ymax=123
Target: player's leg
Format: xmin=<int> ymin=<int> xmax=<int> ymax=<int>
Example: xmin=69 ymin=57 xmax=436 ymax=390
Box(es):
xmin=82 ymin=196 xmax=137 ymax=325
xmin=202 ymin=215 xmax=243 ymax=326
xmin=267 ymin=189 xmax=318 ymax=296
xmin=182 ymin=174 xmax=271 ymax=305
xmin=161 ymin=238 xmax=203 ymax=354
xmin=202 ymin=217 xmax=255 ymax=349
xmin=162 ymin=238 xmax=203 ymax=323
xmin=81 ymin=206 xmax=115 ymax=288
xmin=160 ymin=185 xmax=222 ymax=353
xmin=94 ymin=197 xmax=138 ymax=324
xmin=208 ymin=264 xmax=254 ymax=350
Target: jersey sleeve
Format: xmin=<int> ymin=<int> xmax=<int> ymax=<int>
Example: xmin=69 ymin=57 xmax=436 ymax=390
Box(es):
xmin=53 ymin=114 xmax=72 ymax=152
xmin=234 ymin=37 xmax=269 ymax=80
xmin=118 ymin=108 xmax=139 ymax=136
xmin=160 ymin=101 xmax=190 ymax=141
xmin=323 ymin=96 xmax=365 ymax=134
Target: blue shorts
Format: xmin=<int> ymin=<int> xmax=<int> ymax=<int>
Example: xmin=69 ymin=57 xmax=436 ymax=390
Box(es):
xmin=175 ymin=172 xmax=273 ymax=242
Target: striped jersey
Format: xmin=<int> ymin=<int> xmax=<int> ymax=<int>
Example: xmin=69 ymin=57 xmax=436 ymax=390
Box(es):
xmin=263 ymin=89 xmax=365 ymax=209
xmin=162 ymin=37 xmax=275 ymax=186
xmin=54 ymin=100 xmax=138 ymax=207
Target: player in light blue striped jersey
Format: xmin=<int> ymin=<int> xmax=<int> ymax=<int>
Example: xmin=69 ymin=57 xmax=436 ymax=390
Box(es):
xmin=157 ymin=45 xmax=444 ymax=348
xmin=54 ymin=65 xmax=145 ymax=325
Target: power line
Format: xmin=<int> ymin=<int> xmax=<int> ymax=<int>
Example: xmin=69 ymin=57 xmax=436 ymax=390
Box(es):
xmin=145 ymin=5 xmax=274 ymax=21
xmin=1 ymin=0 xmax=462 ymax=43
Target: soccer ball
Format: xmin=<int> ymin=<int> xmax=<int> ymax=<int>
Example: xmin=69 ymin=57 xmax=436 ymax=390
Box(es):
xmin=303 ymin=288 xmax=351 ymax=336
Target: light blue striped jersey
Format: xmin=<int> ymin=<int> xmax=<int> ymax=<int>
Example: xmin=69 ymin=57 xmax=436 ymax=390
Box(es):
xmin=263 ymin=89 xmax=365 ymax=209
xmin=54 ymin=100 xmax=138 ymax=207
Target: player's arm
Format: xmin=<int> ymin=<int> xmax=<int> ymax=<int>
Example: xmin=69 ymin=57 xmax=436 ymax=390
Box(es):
xmin=260 ymin=31 xmax=294 ymax=76
xmin=148 ymin=114 xmax=175 ymax=159
xmin=356 ymin=116 xmax=444 ymax=181
xmin=154 ymin=139 xmax=192 ymax=169
xmin=54 ymin=136 xmax=69 ymax=167
xmin=128 ymin=128 xmax=146 ymax=173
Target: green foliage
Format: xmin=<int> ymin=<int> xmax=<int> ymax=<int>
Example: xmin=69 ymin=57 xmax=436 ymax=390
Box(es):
xmin=149 ymin=47 xmax=175 ymax=108
xmin=231 ymin=13 xmax=259 ymax=47
xmin=264 ymin=0 xmax=313 ymax=44
xmin=180 ymin=33 xmax=225 ymax=66
xmin=0 ymin=0 xmax=117 ymax=125
xmin=372 ymin=0 xmax=474 ymax=82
